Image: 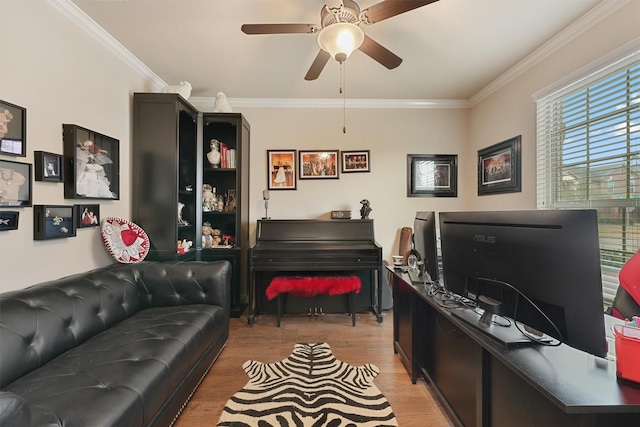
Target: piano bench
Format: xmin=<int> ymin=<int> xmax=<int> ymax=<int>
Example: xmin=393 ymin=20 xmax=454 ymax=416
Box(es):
xmin=266 ymin=275 xmax=361 ymax=327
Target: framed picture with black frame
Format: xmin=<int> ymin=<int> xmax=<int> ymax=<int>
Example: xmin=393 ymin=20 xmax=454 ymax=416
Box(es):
xmin=477 ymin=135 xmax=522 ymax=195
xmin=63 ymin=124 xmax=120 ymax=200
xmin=0 ymin=159 xmax=32 ymax=207
xmin=299 ymin=150 xmax=339 ymax=179
xmin=34 ymin=151 xmax=63 ymax=182
xmin=407 ymin=154 xmax=458 ymax=197
xmin=76 ymin=204 xmax=100 ymax=228
xmin=33 ymin=205 xmax=76 ymax=240
xmin=0 ymin=211 xmax=19 ymax=231
xmin=341 ymin=150 xmax=370 ymax=173
xmin=0 ymin=99 xmax=26 ymax=157
xmin=267 ymin=150 xmax=297 ymax=190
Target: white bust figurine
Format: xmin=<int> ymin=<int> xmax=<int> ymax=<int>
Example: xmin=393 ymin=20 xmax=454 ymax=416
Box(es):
xmin=207 ymin=139 xmax=221 ymax=167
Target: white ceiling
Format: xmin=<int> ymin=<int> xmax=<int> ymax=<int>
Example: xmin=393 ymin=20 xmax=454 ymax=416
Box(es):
xmin=70 ymin=0 xmax=606 ymax=103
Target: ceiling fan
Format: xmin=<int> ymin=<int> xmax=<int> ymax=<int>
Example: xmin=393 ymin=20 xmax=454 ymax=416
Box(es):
xmin=241 ymin=0 xmax=440 ymax=81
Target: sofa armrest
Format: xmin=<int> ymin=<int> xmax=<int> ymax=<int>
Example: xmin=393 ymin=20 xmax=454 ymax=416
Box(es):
xmin=0 ymin=392 xmax=31 ymax=426
xmin=136 ymin=261 xmax=231 ymax=312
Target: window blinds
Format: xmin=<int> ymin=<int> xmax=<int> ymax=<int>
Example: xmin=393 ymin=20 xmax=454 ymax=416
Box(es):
xmin=536 ymin=53 xmax=640 ymax=305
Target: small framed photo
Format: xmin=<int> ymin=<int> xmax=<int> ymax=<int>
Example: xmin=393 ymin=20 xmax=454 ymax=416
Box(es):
xmin=63 ymin=124 xmax=119 ymax=200
xmin=267 ymin=150 xmax=296 ymax=190
xmin=299 ymin=150 xmax=339 ymax=179
xmin=0 ymin=159 xmax=32 ymax=207
xmin=478 ymin=135 xmax=522 ymax=196
xmin=0 ymin=211 xmax=19 ymax=231
xmin=34 ymin=151 xmax=63 ymax=182
xmin=226 ymin=189 xmax=237 ymax=211
xmin=341 ymin=150 xmax=370 ymax=173
xmin=33 ymin=205 xmax=76 ymax=240
xmin=0 ymin=99 xmax=26 ymax=157
xmin=76 ymin=204 xmax=100 ymax=228
xmin=407 ymin=154 xmax=458 ymax=197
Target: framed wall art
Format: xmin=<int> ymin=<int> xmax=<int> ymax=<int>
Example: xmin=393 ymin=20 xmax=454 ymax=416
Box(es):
xmin=478 ymin=135 xmax=521 ymax=195
xmin=63 ymin=124 xmax=120 ymax=200
xmin=33 ymin=205 xmax=76 ymax=240
xmin=299 ymin=150 xmax=339 ymax=179
xmin=407 ymin=154 xmax=458 ymax=197
xmin=0 ymin=159 xmax=32 ymax=207
xmin=0 ymin=99 xmax=26 ymax=157
xmin=0 ymin=211 xmax=19 ymax=231
xmin=76 ymin=204 xmax=100 ymax=228
xmin=267 ymin=150 xmax=297 ymax=190
xmin=34 ymin=151 xmax=63 ymax=182
xmin=341 ymin=150 xmax=370 ymax=173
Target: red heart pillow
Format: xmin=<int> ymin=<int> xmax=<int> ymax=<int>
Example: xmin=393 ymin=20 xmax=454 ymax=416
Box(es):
xmin=101 ymin=217 xmax=150 ymax=263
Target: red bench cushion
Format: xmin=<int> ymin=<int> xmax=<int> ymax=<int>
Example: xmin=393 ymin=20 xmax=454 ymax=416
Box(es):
xmin=266 ymin=275 xmax=361 ymax=300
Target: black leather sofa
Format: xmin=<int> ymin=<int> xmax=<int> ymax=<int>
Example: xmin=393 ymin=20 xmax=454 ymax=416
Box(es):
xmin=0 ymin=260 xmax=231 ymax=427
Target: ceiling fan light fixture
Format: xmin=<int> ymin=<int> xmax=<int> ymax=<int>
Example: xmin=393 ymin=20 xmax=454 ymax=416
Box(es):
xmin=317 ymin=22 xmax=364 ymax=63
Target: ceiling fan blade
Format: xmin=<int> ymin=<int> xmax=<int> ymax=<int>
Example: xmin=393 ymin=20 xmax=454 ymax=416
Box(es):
xmin=361 ymin=0 xmax=439 ymax=25
xmin=241 ymin=23 xmax=319 ymax=35
xmin=358 ymin=36 xmax=402 ymax=69
xmin=305 ymin=50 xmax=331 ymax=81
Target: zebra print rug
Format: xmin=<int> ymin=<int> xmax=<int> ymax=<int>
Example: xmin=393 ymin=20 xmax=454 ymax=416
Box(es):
xmin=217 ymin=342 xmax=398 ymax=426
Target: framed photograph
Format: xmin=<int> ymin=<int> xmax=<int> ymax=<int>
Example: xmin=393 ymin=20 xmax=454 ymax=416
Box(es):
xmin=407 ymin=154 xmax=458 ymax=197
xmin=226 ymin=189 xmax=237 ymax=211
xmin=341 ymin=150 xmax=370 ymax=173
xmin=76 ymin=204 xmax=100 ymax=228
xmin=34 ymin=151 xmax=63 ymax=182
xmin=63 ymin=124 xmax=120 ymax=200
xmin=299 ymin=150 xmax=339 ymax=179
xmin=0 ymin=100 xmax=26 ymax=157
xmin=478 ymin=135 xmax=521 ymax=195
xmin=0 ymin=159 xmax=32 ymax=207
xmin=267 ymin=150 xmax=297 ymax=190
xmin=0 ymin=211 xmax=19 ymax=231
xmin=33 ymin=205 xmax=76 ymax=240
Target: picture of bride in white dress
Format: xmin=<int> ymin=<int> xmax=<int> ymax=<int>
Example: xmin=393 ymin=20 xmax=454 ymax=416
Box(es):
xmin=75 ymin=140 xmax=117 ymax=198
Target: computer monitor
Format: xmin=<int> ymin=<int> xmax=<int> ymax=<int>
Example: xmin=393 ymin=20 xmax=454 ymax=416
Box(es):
xmin=439 ymin=209 xmax=607 ymax=358
xmin=410 ymin=211 xmax=439 ymax=284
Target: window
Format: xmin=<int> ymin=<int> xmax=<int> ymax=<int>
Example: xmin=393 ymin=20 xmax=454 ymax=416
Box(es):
xmin=536 ymin=52 xmax=640 ymax=304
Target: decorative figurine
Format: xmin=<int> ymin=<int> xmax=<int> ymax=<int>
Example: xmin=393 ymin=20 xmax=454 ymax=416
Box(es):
xmin=207 ymin=139 xmax=221 ymax=167
xmin=360 ymin=199 xmax=372 ymax=219
xmin=178 ymin=202 xmax=189 ymax=226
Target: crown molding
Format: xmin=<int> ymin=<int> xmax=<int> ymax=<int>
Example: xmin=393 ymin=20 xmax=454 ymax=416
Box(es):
xmin=188 ymin=97 xmax=469 ymax=111
xmin=469 ymin=0 xmax=629 ymax=106
xmin=48 ymin=0 xmax=166 ymax=90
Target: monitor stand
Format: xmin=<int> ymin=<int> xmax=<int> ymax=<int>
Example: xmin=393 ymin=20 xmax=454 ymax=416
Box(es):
xmin=450 ymin=307 xmax=554 ymax=348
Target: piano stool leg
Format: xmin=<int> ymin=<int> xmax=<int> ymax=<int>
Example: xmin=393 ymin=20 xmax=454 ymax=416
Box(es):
xmin=276 ymin=294 xmax=282 ymax=327
xmin=350 ymin=291 xmax=356 ymax=326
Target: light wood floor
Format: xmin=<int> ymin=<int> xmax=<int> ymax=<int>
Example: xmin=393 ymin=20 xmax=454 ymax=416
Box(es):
xmin=174 ymin=310 xmax=453 ymax=426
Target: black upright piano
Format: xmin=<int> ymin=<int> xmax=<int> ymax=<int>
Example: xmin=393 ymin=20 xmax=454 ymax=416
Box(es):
xmin=248 ymin=219 xmax=383 ymax=325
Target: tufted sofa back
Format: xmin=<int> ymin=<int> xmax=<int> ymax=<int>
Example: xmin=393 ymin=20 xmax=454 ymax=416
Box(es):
xmin=0 ymin=261 xmax=230 ymax=389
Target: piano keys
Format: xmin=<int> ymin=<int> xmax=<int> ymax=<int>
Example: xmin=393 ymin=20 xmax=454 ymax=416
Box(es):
xmin=248 ymin=219 xmax=383 ymax=325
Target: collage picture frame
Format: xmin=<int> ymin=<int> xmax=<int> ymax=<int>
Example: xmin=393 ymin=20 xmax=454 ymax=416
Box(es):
xmin=341 ymin=150 xmax=370 ymax=173
xmin=299 ymin=150 xmax=339 ymax=179
xmin=33 ymin=205 xmax=76 ymax=240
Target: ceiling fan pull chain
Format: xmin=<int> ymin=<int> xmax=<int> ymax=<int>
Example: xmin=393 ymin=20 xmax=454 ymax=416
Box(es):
xmin=341 ymin=61 xmax=347 ymax=133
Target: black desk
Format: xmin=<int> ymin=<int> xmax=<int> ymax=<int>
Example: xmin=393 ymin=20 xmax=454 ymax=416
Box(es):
xmin=389 ymin=267 xmax=640 ymax=427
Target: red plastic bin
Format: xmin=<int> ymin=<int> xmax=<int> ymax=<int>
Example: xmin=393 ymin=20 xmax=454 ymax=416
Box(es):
xmin=613 ymin=324 xmax=640 ymax=384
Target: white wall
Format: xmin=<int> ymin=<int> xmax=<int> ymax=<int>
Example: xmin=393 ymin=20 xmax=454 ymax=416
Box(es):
xmin=0 ymin=0 xmax=153 ymax=291
xmin=467 ymin=0 xmax=640 ymax=211
xmin=3 ymin=0 xmax=638 ymax=293
xmin=235 ymin=106 xmax=470 ymax=260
